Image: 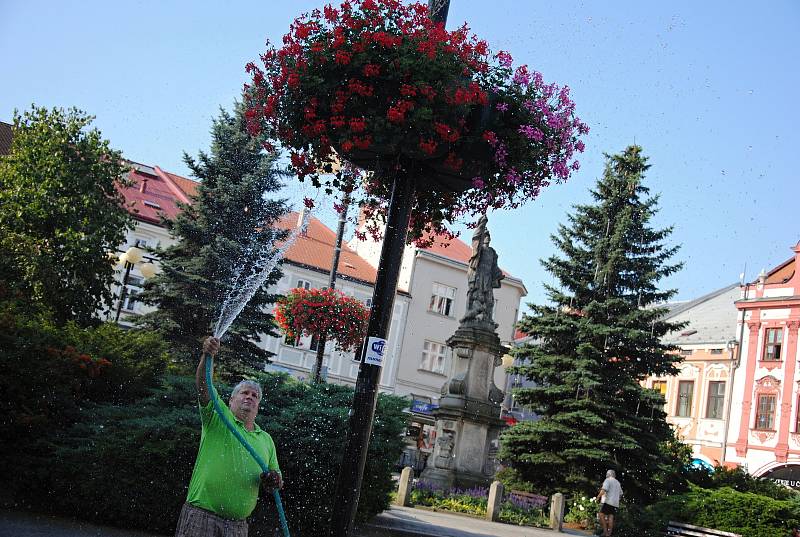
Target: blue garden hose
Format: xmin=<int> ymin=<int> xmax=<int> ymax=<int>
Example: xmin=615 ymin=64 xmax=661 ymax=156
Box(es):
xmin=204 ymin=354 xmax=291 ymax=537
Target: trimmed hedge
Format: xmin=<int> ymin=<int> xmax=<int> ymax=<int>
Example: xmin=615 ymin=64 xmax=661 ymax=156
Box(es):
xmin=613 ymin=485 xmax=800 ymax=537
xmin=4 ymin=373 xmax=407 ymax=536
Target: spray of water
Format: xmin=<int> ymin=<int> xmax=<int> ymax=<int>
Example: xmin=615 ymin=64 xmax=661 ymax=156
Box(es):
xmin=213 ymin=209 xmax=312 ymax=339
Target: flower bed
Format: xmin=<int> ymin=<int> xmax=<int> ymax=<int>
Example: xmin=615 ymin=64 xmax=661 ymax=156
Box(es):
xmin=274 ymin=287 xmax=370 ymax=351
xmin=408 ymin=480 xmax=548 ymax=527
xmin=245 ymin=0 xmax=587 ymax=244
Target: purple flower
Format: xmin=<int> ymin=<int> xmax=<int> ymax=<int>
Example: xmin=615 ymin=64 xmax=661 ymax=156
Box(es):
xmin=497 ymin=50 xmax=513 ymax=67
xmin=505 ymin=168 xmax=522 ymax=185
xmin=472 ymin=177 xmax=485 ymax=189
xmin=513 ymin=67 xmax=531 ymax=86
xmin=496 ymin=102 xmax=509 ymax=112
xmin=518 ymin=125 xmax=544 ymax=141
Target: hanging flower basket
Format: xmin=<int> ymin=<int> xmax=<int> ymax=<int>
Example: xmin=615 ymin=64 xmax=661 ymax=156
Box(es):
xmin=245 ymin=0 xmax=588 ymax=243
xmin=274 ymin=287 xmax=370 ymax=352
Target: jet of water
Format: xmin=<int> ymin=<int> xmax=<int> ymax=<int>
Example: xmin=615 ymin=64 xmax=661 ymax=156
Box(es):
xmin=213 ymin=209 xmax=312 ymax=339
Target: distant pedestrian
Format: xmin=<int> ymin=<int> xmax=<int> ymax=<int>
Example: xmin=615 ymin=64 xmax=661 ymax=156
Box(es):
xmin=595 ymin=470 xmax=623 ymax=537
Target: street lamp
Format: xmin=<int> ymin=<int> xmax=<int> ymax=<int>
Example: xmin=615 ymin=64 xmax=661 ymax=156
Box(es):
xmin=114 ymin=246 xmax=157 ymax=323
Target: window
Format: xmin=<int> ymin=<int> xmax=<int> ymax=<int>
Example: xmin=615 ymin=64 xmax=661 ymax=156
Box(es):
xmin=680 ymin=349 xmax=693 ymax=356
xmin=755 ymin=395 xmax=777 ymax=430
xmin=309 ymin=333 xmax=321 ymax=352
xmin=364 ymin=298 xmax=373 ymax=308
xmin=651 ymin=381 xmax=667 ymax=396
xmin=796 ymin=395 xmax=800 ymax=433
xmin=122 ymin=276 xmax=144 ymax=312
xmin=676 ymin=381 xmax=694 ymax=417
xmin=705 ymin=381 xmax=726 ymax=419
xmin=296 ymin=279 xmax=312 ymax=290
xmin=122 ymin=289 xmax=141 ymax=312
xmin=420 ymin=340 xmax=447 ymax=374
xmin=284 ymin=333 xmax=300 ymax=346
xmin=762 ymin=328 xmax=783 ymax=361
xmin=133 ymin=237 xmax=149 ymax=248
xmin=429 ymin=283 xmax=456 ymax=316
xmin=710 ymin=348 xmax=723 ymax=355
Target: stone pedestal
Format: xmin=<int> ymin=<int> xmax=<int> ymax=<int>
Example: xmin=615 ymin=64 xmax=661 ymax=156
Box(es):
xmin=420 ymin=325 xmax=507 ymax=489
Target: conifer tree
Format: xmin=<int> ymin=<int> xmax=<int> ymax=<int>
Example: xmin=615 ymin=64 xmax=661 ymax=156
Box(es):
xmin=138 ymin=103 xmax=288 ymax=373
xmin=500 ymin=145 xmax=684 ymax=503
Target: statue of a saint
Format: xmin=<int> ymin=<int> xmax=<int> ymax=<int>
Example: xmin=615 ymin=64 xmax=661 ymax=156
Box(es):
xmin=461 ymin=215 xmax=504 ymax=329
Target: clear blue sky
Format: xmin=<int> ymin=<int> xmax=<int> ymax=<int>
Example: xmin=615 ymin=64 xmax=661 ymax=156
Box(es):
xmin=2 ymin=1 xmax=798 ymax=305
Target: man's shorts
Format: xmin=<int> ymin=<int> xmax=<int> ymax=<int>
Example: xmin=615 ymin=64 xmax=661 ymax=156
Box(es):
xmin=175 ymin=502 xmax=248 ymax=537
xmin=600 ymin=503 xmax=618 ymax=515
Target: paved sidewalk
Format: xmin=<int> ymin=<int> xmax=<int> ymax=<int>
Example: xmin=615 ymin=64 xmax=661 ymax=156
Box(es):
xmin=356 ymin=505 xmax=592 ymax=537
xmin=0 ymin=509 xmax=164 ymax=537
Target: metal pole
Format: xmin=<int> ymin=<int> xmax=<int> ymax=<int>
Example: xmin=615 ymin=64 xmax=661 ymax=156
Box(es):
xmin=328 ymin=170 xmax=415 ymax=537
xmin=312 ymin=191 xmax=351 ymax=383
xmin=114 ymin=261 xmax=133 ymax=323
xmin=329 ymin=5 xmax=447 ymax=534
xmin=721 ymin=282 xmax=748 ymax=464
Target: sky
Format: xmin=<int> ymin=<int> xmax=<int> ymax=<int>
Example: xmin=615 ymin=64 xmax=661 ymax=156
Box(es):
xmin=1 ymin=0 xmax=798 ymax=306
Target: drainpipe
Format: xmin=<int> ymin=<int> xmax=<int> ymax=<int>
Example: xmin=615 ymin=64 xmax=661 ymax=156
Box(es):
xmin=721 ymin=283 xmax=748 ymax=465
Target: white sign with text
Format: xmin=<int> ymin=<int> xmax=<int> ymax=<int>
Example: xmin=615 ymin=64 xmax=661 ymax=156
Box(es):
xmin=363 ymin=336 xmax=387 ymax=367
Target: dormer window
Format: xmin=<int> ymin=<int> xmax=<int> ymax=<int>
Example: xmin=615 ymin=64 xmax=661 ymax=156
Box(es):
xmin=143 ymin=200 xmax=161 ymax=209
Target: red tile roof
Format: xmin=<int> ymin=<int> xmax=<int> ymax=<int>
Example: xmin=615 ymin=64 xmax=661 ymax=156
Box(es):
xmin=276 ymin=212 xmax=378 ymax=285
xmin=765 ymin=257 xmax=795 ymax=285
xmin=421 ymin=233 xmax=473 ymax=265
xmin=118 ymin=162 xmax=198 ymax=225
xmin=419 ymin=230 xmax=519 ymax=282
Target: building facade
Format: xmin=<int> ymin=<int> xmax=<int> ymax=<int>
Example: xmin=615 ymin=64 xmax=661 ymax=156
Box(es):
xmin=644 ymin=284 xmax=740 ymax=468
xmin=725 ymin=243 xmax=800 ymax=487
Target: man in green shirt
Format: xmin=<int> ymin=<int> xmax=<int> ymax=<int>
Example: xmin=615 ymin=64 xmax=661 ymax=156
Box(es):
xmin=175 ymin=337 xmax=283 ymax=537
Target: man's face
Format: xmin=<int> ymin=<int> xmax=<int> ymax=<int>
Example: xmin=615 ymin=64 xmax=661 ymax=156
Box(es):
xmin=229 ymin=386 xmax=260 ymax=422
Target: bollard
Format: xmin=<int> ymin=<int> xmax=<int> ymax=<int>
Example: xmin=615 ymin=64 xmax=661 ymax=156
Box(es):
xmin=486 ymin=480 xmax=504 ymax=521
xmin=549 ymin=492 xmax=565 ymax=532
xmin=395 ymin=466 xmax=414 ymax=506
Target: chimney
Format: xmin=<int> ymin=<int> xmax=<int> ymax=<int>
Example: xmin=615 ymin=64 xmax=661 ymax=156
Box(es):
xmin=139 ymin=179 xmax=148 ymax=193
xmin=297 ymin=209 xmax=308 ymax=236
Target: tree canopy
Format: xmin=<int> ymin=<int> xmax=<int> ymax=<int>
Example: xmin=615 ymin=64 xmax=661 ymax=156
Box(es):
xmin=137 ymin=103 xmax=289 ymax=373
xmin=500 ymin=145 xmax=685 ymax=503
xmin=0 ymin=106 xmax=132 ymax=326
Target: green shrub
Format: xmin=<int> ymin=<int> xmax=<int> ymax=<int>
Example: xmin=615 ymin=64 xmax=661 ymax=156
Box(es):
xmin=564 ymin=494 xmax=599 ymax=528
xmin=614 ymin=485 xmax=800 ymax=537
xmin=687 ymin=465 xmax=796 ymax=500
xmin=5 ymin=373 xmax=407 ymax=537
xmin=0 ymin=301 xmax=168 ymax=478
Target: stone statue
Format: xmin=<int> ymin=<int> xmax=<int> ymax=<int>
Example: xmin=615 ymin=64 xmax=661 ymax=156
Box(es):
xmin=461 ymin=215 xmax=504 ymax=329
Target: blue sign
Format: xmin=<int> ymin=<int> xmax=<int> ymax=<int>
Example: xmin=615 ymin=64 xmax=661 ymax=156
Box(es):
xmin=411 ymin=400 xmax=438 ymax=414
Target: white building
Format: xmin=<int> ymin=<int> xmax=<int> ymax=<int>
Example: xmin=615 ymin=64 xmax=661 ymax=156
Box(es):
xmin=115 ymin=166 xmax=527 ymax=412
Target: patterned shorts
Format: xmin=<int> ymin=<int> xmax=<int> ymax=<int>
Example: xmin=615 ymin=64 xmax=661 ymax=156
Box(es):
xmin=175 ymin=502 xmax=249 ymax=537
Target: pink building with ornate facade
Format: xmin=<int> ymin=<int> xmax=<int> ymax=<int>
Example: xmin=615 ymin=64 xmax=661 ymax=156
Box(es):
xmin=725 ymin=242 xmax=800 ymax=487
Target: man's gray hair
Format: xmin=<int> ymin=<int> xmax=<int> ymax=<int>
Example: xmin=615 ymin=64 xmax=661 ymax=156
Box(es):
xmin=231 ymin=379 xmax=262 ymax=400
xmin=606 ymin=469 xmax=616 ymax=478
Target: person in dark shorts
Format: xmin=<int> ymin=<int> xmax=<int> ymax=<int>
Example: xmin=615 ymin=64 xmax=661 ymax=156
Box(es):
xmin=595 ymin=469 xmax=623 ymax=537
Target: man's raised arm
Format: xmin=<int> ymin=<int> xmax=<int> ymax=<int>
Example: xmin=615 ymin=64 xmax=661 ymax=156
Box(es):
xmin=196 ymin=337 xmax=220 ymax=405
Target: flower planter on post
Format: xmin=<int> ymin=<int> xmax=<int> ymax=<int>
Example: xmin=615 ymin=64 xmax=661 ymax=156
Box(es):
xmin=245 ymin=0 xmax=587 ymax=534
xmin=274 ymin=287 xmax=369 ymax=353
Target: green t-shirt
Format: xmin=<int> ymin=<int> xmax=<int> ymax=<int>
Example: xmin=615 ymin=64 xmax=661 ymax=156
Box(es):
xmin=186 ymin=386 xmax=280 ymax=520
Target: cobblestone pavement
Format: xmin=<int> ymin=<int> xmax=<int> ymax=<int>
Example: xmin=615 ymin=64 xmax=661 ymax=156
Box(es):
xmin=356 ymin=505 xmax=593 ymax=537
xmin=1 ymin=506 xmax=594 ymax=537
